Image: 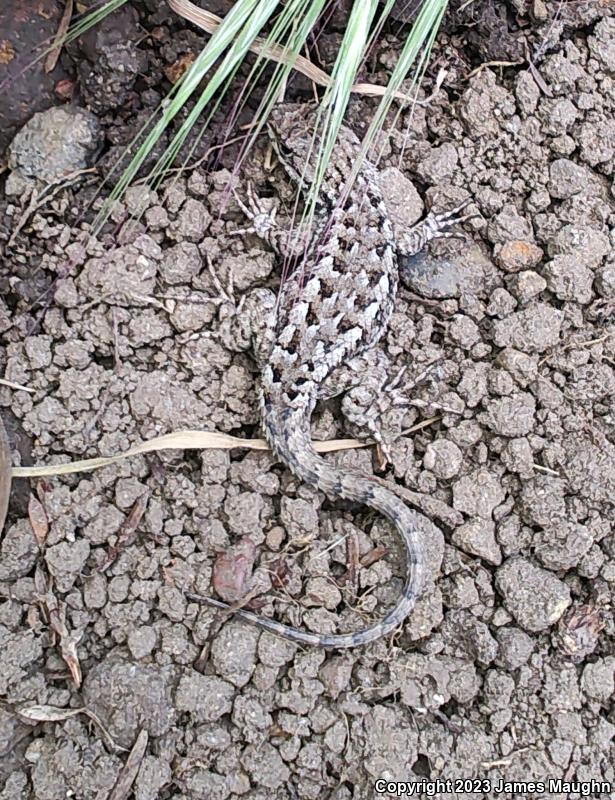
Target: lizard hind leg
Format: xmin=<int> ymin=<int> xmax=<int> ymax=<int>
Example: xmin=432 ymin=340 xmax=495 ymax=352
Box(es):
xmin=321 ymin=351 xmax=410 ymax=467
xmin=342 ymin=367 xmax=409 ymax=467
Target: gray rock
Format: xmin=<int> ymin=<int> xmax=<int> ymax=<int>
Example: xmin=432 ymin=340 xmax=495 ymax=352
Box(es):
xmin=518 ymin=475 xmax=567 ymax=526
xmin=495 ymin=240 xmax=543 ymax=273
xmin=453 ymin=468 xmax=506 ymax=519
xmin=540 ymin=98 xmax=578 ymax=135
xmin=595 ymin=262 xmax=615 ymax=298
xmin=452 ymin=518 xmax=502 ymax=565
xmin=515 ymin=72 xmax=539 ymax=115
xmin=423 ymin=439 xmax=463 ymax=479
xmin=496 ymin=557 xmax=571 ymax=632
xmin=507 ymin=270 xmax=546 ymax=303
xmin=210 ymin=622 xmax=259 ymax=687
xmin=588 ymin=17 xmax=615 ymax=72
xmin=485 ymin=391 xmax=536 ymax=437
xmin=448 ymin=315 xmax=481 ymax=349
xmin=492 ymin=303 xmax=562 ymax=353
xmin=82 ymin=656 xmax=175 ymax=748
xmin=496 ymin=348 xmax=538 ymax=387
xmin=543 ymin=255 xmax=593 ymax=303
xmin=176 ymin=671 xmax=235 ymax=723
xmin=160 ymin=242 xmax=202 ymax=285
xmin=548 ymin=158 xmax=591 ymax=199
xmin=400 ymin=247 xmax=492 ymax=300
xmin=534 ymin=522 xmax=593 ymax=572
xmin=377 ymin=167 xmax=423 ymax=229
xmin=495 ymin=627 xmax=534 ymax=669
xmin=0 ymin=519 xmax=38 ymax=580
xmin=415 ymin=142 xmax=459 ymax=183
xmin=45 ymin=539 xmax=90 ymax=593
xmin=8 ymin=106 xmax=101 ymax=185
xmin=581 ymin=657 xmax=615 ymax=704
xmin=548 ymin=224 xmax=609 ymax=268
xmin=127 ymin=626 xmax=158 ymax=660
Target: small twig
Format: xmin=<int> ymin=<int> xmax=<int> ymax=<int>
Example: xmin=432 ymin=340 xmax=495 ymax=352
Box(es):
xmin=563 ymin=332 xmax=612 ymax=351
xmin=83 ymin=382 xmax=113 ymax=439
xmin=346 ymin=531 xmax=360 ymax=603
xmin=464 ymin=59 xmax=523 ymax=81
xmin=524 ymin=42 xmax=552 ymax=96
xmin=0 ymin=377 xmax=35 ymax=393
xmin=481 ymin=747 xmax=530 ymax=769
xmin=112 ymin=308 xmax=122 ymax=371
xmin=533 ymin=463 xmax=560 ymax=476
xmin=99 ymin=492 xmax=150 ymax=573
xmin=400 ymin=415 xmax=441 ymax=436
xmin=45 ymin=0 xmax=74 ymax=73
xmin=359 ymin=545 xmax=388 ymax=569
xmin=310 ymin=532 xmax=349 ymax=560
xmin=8 ymin=168 xmax=94 ymax=247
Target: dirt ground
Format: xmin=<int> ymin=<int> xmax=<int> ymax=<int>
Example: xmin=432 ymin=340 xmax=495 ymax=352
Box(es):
xmin=1 ymin=0 xmax=615 ymax=798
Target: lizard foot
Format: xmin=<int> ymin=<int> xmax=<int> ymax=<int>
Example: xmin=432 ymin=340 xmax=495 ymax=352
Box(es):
xmin=206 ymin=253 xmax=238 ymax=308
xmin=398 ymin=196 xmax=477 ymax=257
xmin=231 ymin=181 xmax=279 ymax=241
xmin=427 ymin=196 xmax=475 ymax=234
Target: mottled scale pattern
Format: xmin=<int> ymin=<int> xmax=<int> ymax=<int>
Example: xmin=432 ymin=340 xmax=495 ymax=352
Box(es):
xmin=196 ymin=104 xmax=470 ymax=648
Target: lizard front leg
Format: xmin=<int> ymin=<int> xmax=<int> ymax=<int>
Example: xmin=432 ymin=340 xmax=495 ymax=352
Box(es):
xmin=397 ymin=198 xmax=474 ymax=258
xmin=232 ymin=181 xmax=314 ymax=261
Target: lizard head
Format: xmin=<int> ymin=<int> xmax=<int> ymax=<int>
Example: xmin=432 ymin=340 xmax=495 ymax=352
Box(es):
xmin=266 ymin=104 xmax=320 ymax=188
xmin=266 ymin=103 xmax=363 ymax=201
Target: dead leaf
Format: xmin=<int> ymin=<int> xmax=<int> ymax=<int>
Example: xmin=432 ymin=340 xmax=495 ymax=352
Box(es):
xmin=0 ymin=39 xmax=16 ymax=65
xmin=557 ymin=603 xmax=606 ymax=663
xmin=11 ymin=429 xmax=370 ymax=479
xmin=108 ymin=729 xmax=149 ymax=800
xmin=359 ymin=545 xmax=388 ymax=569
xmin=28 ymin=493 xmax=49 ymax=546
xmin=17 ymin=704 xmax=124 ymax=753
xmin=55 ymin=78 xmax=74 ymax=101
xmin=0 ymin=414 xmax=10 ymax=535
xmin=35 ymin=564 xmax=84 ymax=687
xmin=269 ymin=556 xmax=290 ymax=591
xmin=17 ymin=704 xmax=84 ymax=723
xmin=59 ymin=626 xmax=84 ymax=687
xmin=164 ymin=52 xmax=196 ymax=84
xmin=212 ymin=537 xmax=256 ymax=603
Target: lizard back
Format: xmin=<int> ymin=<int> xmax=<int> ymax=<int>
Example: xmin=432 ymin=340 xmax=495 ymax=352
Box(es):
xmin=263 ymin=104 xmax=399 ymax=414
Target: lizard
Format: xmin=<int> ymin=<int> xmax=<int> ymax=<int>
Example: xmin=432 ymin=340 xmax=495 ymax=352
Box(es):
xmin=187 ymin=103 xmax=473 ymax=648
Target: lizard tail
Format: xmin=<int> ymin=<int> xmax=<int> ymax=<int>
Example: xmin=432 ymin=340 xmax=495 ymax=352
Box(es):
xmin=190 ymin=403 xmax=430 ymax=648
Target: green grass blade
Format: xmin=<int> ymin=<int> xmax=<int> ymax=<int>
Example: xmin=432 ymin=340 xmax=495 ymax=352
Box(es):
xmin=138 ymin=0 xmax=284 ymax=190
xmin=94 ymin=0 xmax=279 ymax=229
xmin=331 ymin=0 xmax=448 ymax=202
xmin=226 ymin=0 xmax=329 ymax=163
xmin=307 ymin=0 xmax=380 ymax=214
xmin=64 ymin=0 xmax=129 ymax=44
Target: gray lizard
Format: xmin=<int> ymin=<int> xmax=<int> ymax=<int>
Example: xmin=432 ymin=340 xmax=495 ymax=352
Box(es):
xmin=188 ymin=104 xmax=472 ymax=648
